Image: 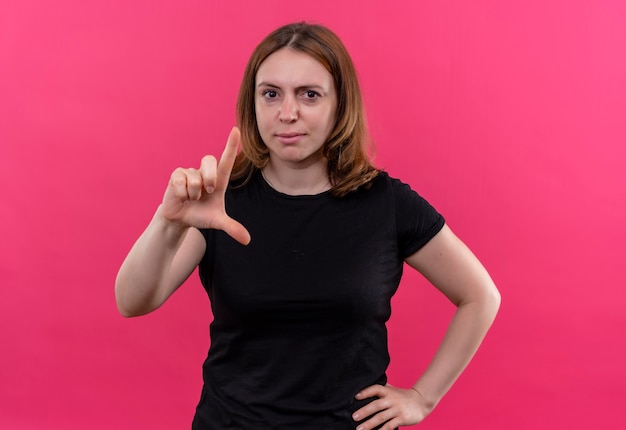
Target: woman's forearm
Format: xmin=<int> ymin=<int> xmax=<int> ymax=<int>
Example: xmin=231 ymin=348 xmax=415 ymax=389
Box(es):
xmin=413 ymin=289 xmax=501 ymax=411
xmin=114 ymin=206 xmax=198 ymax=317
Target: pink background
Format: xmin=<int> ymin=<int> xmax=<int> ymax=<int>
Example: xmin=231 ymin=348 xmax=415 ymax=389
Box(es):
xmin=2 ymin=1 xmax=625 ymax=428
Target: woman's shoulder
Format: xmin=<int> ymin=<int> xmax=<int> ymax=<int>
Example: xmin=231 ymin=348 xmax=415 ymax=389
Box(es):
xmin=366 ymin=170 xmax=413 ymax=194
xmin=367 ymin=171 xmax=442 ymax=215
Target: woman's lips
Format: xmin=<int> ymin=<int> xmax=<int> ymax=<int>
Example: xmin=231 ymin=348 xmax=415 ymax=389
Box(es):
xmin=275 ymin=133 xmax=305 ymax=144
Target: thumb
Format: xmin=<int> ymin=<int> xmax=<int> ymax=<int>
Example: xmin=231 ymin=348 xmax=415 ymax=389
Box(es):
xmin=217 ymin=216 xmax=251 ymax=246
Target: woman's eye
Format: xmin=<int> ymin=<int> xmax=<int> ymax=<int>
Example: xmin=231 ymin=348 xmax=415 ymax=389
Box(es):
xmin=263 ymin=90 xmax=277 ymax=98
xmin=304 ymin=90 xmax=319 ymax=99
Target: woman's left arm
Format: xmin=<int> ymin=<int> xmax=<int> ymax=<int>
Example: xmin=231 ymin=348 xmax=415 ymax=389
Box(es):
xmin=352 ymin=224 xmax=501 ymax=430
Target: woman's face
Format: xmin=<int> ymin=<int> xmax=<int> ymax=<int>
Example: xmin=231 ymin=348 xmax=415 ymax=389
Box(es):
xmin=255 ymin=48 xmax=337 ymax=169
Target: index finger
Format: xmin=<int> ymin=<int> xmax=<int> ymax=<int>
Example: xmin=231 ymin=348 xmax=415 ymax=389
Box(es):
xmin=355 ymin=384 xmax=386 ymax=400
xmin=215 ymin=126 xmax=241 ymax=190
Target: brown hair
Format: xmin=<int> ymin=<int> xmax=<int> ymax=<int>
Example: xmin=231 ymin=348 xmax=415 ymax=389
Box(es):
xmin=232 ymin=22 xmax=379 ymax=197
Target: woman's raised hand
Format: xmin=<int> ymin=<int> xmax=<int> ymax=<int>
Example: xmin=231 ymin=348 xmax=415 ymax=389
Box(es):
xmin=160 ymin=127 xmax=251 ymax=245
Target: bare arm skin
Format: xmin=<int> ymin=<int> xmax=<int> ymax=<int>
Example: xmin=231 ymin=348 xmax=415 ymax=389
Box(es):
xmin=115 ymin=127 xmax=250 ymax=317
xmin=353 ymin=224 xmax=501 ymax=430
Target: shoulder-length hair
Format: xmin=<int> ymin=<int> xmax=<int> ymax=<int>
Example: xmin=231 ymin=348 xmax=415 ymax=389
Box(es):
xmin=232 ymin=22 xmax=379 ymax=197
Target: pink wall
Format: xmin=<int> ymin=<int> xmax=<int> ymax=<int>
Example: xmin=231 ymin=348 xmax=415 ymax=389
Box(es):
xmin=2 ymin=1 xmax=625 ymax=428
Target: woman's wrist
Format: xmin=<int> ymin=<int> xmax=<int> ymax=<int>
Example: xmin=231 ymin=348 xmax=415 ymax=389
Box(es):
xmin=153 ymin=205 xmax=191 ymax=237
xmin=411 ymin=384 xmax=439 ymax=413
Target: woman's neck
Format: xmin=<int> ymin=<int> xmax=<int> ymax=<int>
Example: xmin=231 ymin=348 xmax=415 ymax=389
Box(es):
xmin=261 ymin=160 xmax=331 ymax=196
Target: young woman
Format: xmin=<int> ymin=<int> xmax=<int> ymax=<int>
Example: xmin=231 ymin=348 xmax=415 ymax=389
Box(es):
xmin=115 ymin=22 xmax=501 ymax=430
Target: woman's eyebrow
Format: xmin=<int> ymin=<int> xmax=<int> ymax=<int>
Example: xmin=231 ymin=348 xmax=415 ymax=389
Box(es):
xmin=257 ymin=81 xmax=327 ymax=91
xmin=257 ymin=81 xmax=280 ymax=88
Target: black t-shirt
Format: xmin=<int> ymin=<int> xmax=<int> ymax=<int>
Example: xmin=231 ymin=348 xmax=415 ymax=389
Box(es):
xmin=193 ymin=170 xmax=444 ymax=429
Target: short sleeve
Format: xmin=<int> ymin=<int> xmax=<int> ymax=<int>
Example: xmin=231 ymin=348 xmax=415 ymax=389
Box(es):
xmin=390 ymin=176 xmax=445 ymax=258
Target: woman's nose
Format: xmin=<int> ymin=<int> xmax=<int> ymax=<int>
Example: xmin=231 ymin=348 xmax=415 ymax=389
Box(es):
xmin=278 ymin=97 xmax=298 ymax=123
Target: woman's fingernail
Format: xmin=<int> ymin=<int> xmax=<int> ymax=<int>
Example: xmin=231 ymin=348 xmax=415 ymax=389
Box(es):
xmin=206 ymin=186 xmax=214 ymax=193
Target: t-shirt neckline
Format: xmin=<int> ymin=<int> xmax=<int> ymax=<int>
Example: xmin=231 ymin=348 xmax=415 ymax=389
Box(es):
xmin=256 ymin=170 xmax=332 ymax=201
